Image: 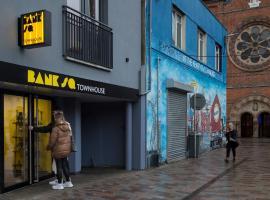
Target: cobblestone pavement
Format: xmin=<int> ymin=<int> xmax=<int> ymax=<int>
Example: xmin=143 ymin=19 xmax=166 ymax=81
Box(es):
xmin=1 ymin=138 xmax=270 ymax=200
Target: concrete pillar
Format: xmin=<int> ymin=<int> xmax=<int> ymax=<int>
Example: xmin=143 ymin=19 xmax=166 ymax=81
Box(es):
xmin=132 ymin=95 xmax=146 ymax=170
xmin=126 ymin=102 xmax=132 ymax=171
xmin=63 ymin=98 xmax=81 ymax=173
xmin=72 ymin=99 xmax=81 ymax=173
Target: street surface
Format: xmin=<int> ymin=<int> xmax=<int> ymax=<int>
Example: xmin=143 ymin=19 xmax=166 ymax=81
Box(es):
xmin=1 ymin=138 xmax=269 ymax=200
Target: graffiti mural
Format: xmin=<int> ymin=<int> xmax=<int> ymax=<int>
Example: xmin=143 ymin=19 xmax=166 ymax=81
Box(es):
xmin=146 ymin=50 xmax=226 ymax=161
xmin=145 ymin=0 xmax=227 ymax=163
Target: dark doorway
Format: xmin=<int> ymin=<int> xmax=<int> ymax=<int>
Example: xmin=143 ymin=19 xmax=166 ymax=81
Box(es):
xmin=241 ymin=113 xmax=253 ymax=137
xmin=81 ymin=103 xmax=125 ymax=168
xmin=258 ymin=112 xmax=270 ymax=137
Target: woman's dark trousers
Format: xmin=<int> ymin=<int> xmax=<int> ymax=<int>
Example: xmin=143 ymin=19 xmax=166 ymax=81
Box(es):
xmin=226 ymin=142 xmax=236 ymax=158
xmin=55 ymin=157 xmax=70 ymax=183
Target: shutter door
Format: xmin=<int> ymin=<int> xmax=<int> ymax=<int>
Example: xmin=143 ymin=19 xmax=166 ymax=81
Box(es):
xmin=167 ymin=90 xmax=187 ymax=163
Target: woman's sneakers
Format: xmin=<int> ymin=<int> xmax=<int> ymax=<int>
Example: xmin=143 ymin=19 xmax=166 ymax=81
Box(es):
xmin=224 ymin=158 xmax=229 ymax=163
xmin=50 ymin=179 xmax=73 ymax=189
xmin=52 ymin=183 xmax=64 ymax=190
xmin=63 ymin=181 xmax=73 ymax=188
xmin=49 ymin=179 xmax=58 ymax=185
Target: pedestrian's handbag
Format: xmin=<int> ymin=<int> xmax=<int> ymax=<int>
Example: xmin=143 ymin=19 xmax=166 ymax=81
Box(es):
xmin=230 ymin=137 xmax=239 ymax=148
xmin=52 ymin=159 xmax=57 ymax=174
xmin=71 ymin=136 xmax=77 ymax=152
xmin=67 ymin=122 xmax=77 ymax=152
xmin=234 ymin=141 xmax=239 ymax=148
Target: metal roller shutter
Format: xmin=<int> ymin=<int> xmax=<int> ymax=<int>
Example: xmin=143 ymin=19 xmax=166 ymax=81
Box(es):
xmin=167 ymin=90 xmax=187 ymax=163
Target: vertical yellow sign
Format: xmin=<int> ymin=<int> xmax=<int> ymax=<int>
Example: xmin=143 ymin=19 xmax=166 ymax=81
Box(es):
xmin=22 ymin=11 xmax=44 ymax=46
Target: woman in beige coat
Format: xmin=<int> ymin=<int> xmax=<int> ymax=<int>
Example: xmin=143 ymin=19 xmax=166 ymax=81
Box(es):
xmin=47 ymin=111 xmax=73 ymax=190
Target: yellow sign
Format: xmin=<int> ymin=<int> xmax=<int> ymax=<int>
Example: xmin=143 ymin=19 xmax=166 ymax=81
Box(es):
xmin=20 ymin=10 xmax=51 ymax=48
xmin=27 ymin=70 xmax=76 ymax=90
xmin=22 ymin=11 xmax=44 ymax=46
xmin=190 ymin=80 xmax=198 ymax=90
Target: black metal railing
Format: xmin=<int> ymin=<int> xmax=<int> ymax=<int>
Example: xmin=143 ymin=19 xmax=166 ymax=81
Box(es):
xmin=63 ymin=6 xmax=113 ymax=69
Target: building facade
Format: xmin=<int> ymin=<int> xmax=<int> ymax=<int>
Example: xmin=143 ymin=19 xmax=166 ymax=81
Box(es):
xmin=143 ymin=0 xmax=227 ymax=165
xmin=0 ymin=0 xmax=145 ymax=193
xmin=204 ymin=0 xmax=270 ymax=137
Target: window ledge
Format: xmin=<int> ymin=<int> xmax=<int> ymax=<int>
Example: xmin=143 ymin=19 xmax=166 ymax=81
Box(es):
xmin=64 ymin=56 xmax=112 ymax=72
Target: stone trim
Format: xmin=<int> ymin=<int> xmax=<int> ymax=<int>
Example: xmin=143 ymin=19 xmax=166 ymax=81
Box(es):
xmin=228 ymin=95 xmax=270 ymax=137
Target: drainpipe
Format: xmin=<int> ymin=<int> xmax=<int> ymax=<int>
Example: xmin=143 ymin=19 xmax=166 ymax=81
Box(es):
xmin=148 ymin=0 xmax=152 ymax=92
xmin=157 ymin=57 xmax=161 ymax=161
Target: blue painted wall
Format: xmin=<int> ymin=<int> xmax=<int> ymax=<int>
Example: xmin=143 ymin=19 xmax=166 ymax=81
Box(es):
xmin=146 ymin=0 xmax=227 ymax=162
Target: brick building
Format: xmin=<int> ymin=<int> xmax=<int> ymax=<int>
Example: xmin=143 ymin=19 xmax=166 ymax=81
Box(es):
xmin=204 ymin=0 xmax=270 ymax=137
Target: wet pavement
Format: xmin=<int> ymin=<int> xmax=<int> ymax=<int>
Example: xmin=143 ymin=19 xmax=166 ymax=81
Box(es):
xmin=1 ymin=138 xmax=270 ymax=200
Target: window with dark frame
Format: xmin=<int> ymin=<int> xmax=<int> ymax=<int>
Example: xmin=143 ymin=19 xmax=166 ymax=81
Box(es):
xmin=215 ymin=43 xmax=222 ymax=72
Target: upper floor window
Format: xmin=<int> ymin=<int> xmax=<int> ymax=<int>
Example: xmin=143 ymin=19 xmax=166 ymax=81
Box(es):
xmin=215 ymin=43 xmax=222 ymax=72
xmin=198 ymin=29 xmax=206 ymax=63
xmin=82 ymin=0 xmax=108 ymax=24
xmin=172 ymin=8 xmax=185 ymax=50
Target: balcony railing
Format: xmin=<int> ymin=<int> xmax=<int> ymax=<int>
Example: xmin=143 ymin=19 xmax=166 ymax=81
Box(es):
xmin=63 ymin=6 xmax=113 ymax=70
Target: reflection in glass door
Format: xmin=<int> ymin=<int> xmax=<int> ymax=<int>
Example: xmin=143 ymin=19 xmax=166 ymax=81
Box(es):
xmin=4 ymin=95 xmax=28 ymax=187
xmin=33 ymin=98 xmax=52 ymax=181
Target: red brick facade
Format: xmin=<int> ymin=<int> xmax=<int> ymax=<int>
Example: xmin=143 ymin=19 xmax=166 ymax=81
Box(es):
xmin=204 ymin=0 xmax=270 ymax=137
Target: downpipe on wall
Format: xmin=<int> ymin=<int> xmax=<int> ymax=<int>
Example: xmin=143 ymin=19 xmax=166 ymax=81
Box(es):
xmin=157 ymin=57 xmax=161 ymax=164
xmin=140 ymin=0 xmax=152 ymax=96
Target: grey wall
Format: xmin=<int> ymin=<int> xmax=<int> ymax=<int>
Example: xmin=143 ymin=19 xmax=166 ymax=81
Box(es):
xmin=81 ymin=103 xmax=125 ymax=167
xmin=0 ymin=0 xmax=141 ymax=90
xmin=67 ymin=0 xmax=80 ymax=11
xmin=108 ymin=0 xmax=141 ymax=89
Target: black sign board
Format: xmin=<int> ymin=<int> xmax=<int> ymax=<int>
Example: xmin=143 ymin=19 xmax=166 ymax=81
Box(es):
xmin=190 ymin=93 xmax=206 ymax=110
xmin=0 ymin=61 xmax=138 ymax=101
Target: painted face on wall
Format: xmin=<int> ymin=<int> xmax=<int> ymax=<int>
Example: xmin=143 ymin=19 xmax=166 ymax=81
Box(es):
xmin=214 ymin=103 xmax=220 ymax=123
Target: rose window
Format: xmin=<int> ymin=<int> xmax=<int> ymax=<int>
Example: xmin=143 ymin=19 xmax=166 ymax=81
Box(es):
xmin=235 ymin=25 xmax=270 ymax=65
xmin=228 ymin=18 xmax=270 ymax=71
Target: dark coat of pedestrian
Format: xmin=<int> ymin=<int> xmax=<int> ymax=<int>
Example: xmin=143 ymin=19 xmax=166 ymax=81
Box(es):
xmin=225 ymin=122 xmax=239 ymax=163
xmin=48 ymin=120 xmax=72 ymax=159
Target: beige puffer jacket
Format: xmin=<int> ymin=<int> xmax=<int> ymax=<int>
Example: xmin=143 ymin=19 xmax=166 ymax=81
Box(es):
xmin=48 ymin=121 xmax=71 ymax=159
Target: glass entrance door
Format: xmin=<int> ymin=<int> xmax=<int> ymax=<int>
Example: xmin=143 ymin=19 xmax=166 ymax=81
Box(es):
xmin=4 ymin=95 xmax=29 ymax=187
xmin=33 ymin=97 xmax=52 ymax=182
xmin=3 ymin=94 xmax=52 ymax=188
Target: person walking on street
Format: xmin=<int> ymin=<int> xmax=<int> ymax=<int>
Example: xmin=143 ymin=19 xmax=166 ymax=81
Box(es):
xmin=225 ymin=122 xmax=239 ymax=163
xmin=48 ymin=110 xmax=73 ymax=190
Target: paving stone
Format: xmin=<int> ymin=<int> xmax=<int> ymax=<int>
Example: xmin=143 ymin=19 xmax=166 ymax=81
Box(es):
xmin=1 ymin=138 xmax=270 ymax=200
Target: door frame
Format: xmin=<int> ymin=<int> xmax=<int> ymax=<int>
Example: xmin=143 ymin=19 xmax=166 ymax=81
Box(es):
xmin=30 ymin=95 xmax=53 ymax=184
xmin=241 ymin=112 xmax=254 ymax=137
xmin=0 ymin=90 xmax=53 ymax=193
xmin=258 ymin=112 xmax=270 ymax=138
xmin=0 ymin=91 xmax=4 ymax=193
